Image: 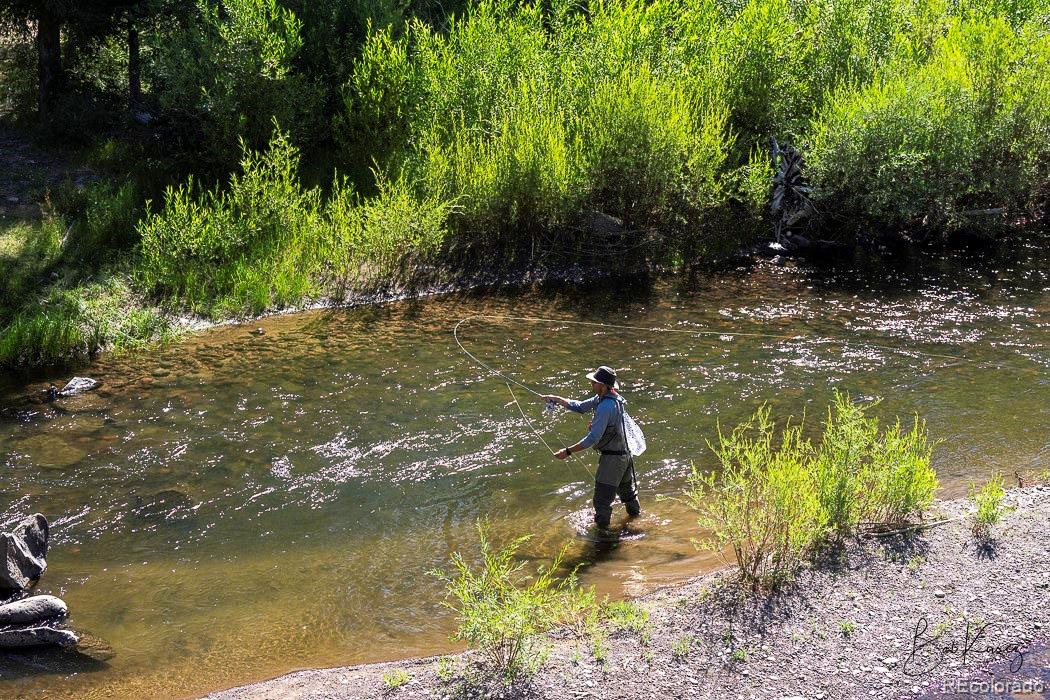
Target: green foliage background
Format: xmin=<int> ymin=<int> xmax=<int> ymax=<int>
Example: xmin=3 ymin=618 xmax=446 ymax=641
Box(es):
xmin=1 ymin=0 xmax=1049 ymax=366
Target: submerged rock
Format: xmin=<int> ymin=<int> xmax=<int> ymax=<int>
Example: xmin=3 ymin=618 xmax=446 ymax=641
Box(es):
xmin=0 ymin=626 xmax=79 ymax=648
xmin=58 ymin=377 xmax=99 ymax=397
xmin=0 ymin=595 xmax=67 ymax=625
xmin=0 ymin=514 xmax=49 ymax=593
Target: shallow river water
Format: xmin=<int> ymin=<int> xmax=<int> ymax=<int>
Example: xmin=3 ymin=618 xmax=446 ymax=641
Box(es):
xmin=1 ymin=241 xmax=1048 ymax=698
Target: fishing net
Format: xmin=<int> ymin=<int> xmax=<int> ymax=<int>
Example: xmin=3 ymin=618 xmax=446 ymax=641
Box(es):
xmin=624 ymin=412 xmax=646 ymax=456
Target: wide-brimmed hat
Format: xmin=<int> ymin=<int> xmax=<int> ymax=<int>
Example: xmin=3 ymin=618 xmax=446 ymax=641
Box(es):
xmin=585 ymin=366 xmax=618 ymax=389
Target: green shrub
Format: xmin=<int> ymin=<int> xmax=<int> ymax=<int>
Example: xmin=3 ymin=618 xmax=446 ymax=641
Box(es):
xmin=344 ymin=0 xmax=738 ymax=265
xmin=672 ymin=634 xmax=693 ymax=658
xmin=688 ymin=395 xmax=940 ymax=588
xmin=382 ymin=668 xmax=410 ymax=688
xmin=151 ymin=0 xmax=323 ymax=167
xmin=686 ymin=406 xmax=826 ymax=589
xmin=138 ymin=127 xmax=324 ymax=314
xmin=139 ymin=126 xmax=453 ymax=315
xmin=806 ymin=15 xmax=1050 ymax=236
xmin=858 ymin=415 xmax=937 ymax=528
xmin=432 ymin=522 xmax=592 ymax=682
xmin=812 ymin=392 xmax=877 ymax=536
xmin=969 ymin=473 xmax=1013 ymax=540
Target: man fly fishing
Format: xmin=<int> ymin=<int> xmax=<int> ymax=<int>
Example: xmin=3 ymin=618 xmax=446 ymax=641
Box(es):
xmin=541 ymin=366 xmax=641 ymax=531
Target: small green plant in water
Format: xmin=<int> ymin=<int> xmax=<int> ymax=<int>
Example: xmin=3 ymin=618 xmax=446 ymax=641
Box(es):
xmin=969 ymin=473 xmax=1013 ymax=540
xmin=383 ymin=669 xmax=410 ymax=689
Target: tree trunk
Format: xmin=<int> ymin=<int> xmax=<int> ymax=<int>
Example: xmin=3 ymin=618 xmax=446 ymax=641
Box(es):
xmin=36 ymin=8 xmax=63 ymax=117
xmin=128 ymin=21 xmax=141 ymax=110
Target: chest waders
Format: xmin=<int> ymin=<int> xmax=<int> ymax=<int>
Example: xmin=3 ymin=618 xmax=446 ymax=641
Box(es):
xmin=590 ymin=395 xmax=641 ymax=529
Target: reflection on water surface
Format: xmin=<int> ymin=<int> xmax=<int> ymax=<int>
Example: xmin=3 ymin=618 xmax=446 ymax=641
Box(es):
xmin=1 ymin=243 xmax=1047 ymax=698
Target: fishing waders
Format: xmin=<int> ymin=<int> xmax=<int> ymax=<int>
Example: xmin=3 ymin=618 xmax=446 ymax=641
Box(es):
xmin=592 ymin=395 xmax=641 ymax=530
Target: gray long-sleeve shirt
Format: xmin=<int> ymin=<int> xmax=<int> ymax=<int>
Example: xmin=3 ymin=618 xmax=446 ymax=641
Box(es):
xmin=567 ymin=392 xmax=626 ymax=450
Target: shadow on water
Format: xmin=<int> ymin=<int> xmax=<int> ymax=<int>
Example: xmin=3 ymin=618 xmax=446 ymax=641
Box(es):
xmin=0 ymin=644 xmax=109 ymax=682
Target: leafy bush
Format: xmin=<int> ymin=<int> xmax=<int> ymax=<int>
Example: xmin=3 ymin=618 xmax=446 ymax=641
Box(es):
xmin=686 ymin=406 xmax=826 ymax=589
xmin=344 ymin=0 xmax=738 ymax=265
xmin=805 ymin=15 xmax=1050 ymax=236
xmin=603 ymin=600 xmax=650 ymax=635
xmin=969 ymin=473 xmax=1012 ymax=540
xmin=812 ymin=392 xmax=876 ymax=536
xmin=432 ymin=522 xmax=592 ymax=682
xmin=138 ymin=127 xmax=326 ymax=315
xmin=688 ymin=394 xmax=940 ymax=588
xmin=151 ymin=0 xmax=323 ymax=167
xmin=139 ymin=126 xmax=453 ymax=315
xmin=813 ymin=393 xmax=938 ymax=532
xmin=858 ymin=415 xmax=937 ymax=527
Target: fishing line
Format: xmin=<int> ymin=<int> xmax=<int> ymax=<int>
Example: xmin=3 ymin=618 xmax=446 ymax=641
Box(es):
xmin=456 ymin=314 xmax=979 ymax=365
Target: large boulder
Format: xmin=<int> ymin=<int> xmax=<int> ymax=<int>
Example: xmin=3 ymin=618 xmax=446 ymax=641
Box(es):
xmin=0 ymin=514 xmax=49 ymax=593
xmin=0 ymin=626 xmax=78 ymax=648
xmin=0 ymin=595 xmax=67 ymax=625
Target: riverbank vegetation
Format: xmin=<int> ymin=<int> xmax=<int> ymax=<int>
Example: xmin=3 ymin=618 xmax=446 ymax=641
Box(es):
xmin=686 ymin=393 xmax=937 ymax=588
xmin=2 ymin=0 xmax=1049 ymax=368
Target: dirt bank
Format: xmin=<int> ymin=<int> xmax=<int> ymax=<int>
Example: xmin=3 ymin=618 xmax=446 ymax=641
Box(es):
xmin=206 ymin=485 xmax=1050 ymax=700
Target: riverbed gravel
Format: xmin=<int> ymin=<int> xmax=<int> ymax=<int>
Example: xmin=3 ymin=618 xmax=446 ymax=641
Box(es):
xmin=207 ymin=485 xmax=1050 ymax=700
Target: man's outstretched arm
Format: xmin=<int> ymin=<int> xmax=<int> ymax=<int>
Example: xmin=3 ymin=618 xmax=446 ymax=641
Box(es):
xmin=540 ymin=394 xmax=598 ymax=413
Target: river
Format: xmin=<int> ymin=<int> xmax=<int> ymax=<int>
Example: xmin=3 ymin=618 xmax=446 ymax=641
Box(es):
xmin=1 ymin=239 xmax=1047 ymax=698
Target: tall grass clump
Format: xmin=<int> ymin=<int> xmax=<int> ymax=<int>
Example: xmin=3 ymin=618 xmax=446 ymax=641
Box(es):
xmin=0 ymin=219 xmax=64 ymax=310
xmin=432 ymin=522 xmax=594 ymax=682
xmin=688 ymin=394 xmax=940 ymax=588
xmin=0 ymin=275 xmax=172 ymax=368
xmin=806 ymin=15 xmax=1050 ymax=236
